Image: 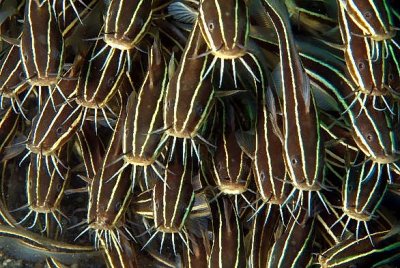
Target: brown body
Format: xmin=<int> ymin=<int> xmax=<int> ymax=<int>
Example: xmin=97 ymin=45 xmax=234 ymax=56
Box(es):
xmin=104 ymin=0 xmax=152 ymax=50
xmin=164 ymin=22 xmax=214 ymax=139
xmin=20 ymin=0 xmax=64 ymax=86
xmin=123 ymin=40 xmax=168 ymax=166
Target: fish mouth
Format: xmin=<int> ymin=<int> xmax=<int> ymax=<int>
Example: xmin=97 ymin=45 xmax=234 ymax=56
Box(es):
xmin=89 ymin=220 xmax=114 ymax=231
xmin=29 ymin=76 xmax=59 ymax=87
xmin=370 ymin=30 xmax=396 ymax=42
xmin=26 ymin=144 xmax=52 ymax=156
xmin=343 ymin=207 xmax=372 ymax=221
xmin=293 ymin=178 xmax=321 ymax=191
xmin=30 ymin=204 xmax=55 ymax=213
xmin=372 ymin=153 xmax=399 ymax=164
xmin=212 ymin=46 xmax=247 ymax=59
xmin=157 ymin=225 xmax=180 ymax=234
xmin=124 ymin=155 xmax=154 ymax=166
xmin=104 ymin=35 xmax=135 ymax=50
xmin=218 ymin=181 xmax=247 ymax=195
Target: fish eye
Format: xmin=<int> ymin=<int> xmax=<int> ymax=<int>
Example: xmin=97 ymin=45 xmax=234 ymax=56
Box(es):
xmin=195 ymin=104 xmax=204 ymax=116
xmin=107 ymin=77 xmax=115 ymax=87
xmin=19 ymin=71 xmax=25 ymax=80
xmin=56 ymin=127 xmax=63 ymax=136
xmin=366 ymin=133 xmax=374 ymax=141
xmin=291 ymin=156 xmax=299 ymax=165
xmin=165 ymin=99 xmax=173 ymax=111
xmin=208 ymin=22 xmax=215 ymax=31
xmin=217 ymin=161 xmax=223 ymax=171
xmin=363 ymin=10 xmax=372 ymax=20
xmin=137 ymin=18 xmax=144 ymax=28
xmin=348 ymin=185 xmax=354 ymax=191
xmin=115 ymin=201 xmax=122 ymax=211
xmin=23 ymin=53 xmax=28 ymax=61
xmin=56 ymin=182 xmax=62 ymax=192
xmin=357 ymin=61 xmax=365 ymax=70
xmin=259 ymin=171 xmax=266 ymax=182
xmin=388 ymin=73 xmax=394 ymax=82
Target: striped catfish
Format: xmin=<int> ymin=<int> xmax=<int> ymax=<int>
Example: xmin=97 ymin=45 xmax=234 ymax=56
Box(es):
xmin=104 ymin=0 xmax=152 ymax=51
xmin=0 ymin=45 xmax=29 ymax=113
xmin=53 ymin=0 xmax=99 ymax=36
xmin=337 ymin=0 xmax=396 ymax=42
xmin=251 ymin=25 xmax=400 ymax=183
xmin=164 ymin=22 xmax=214 ymax=143
xmin=23 ymin=67 xmax=82 ymax=175
xmin=319 ymin=229 xmax=400 ymax=267
xmin=20 ymin=0 xmax=65 ymax=87
xmin=122 ymin=39 xmax=169 ymax=188
xmin=198 ymin=0 xmax=249 ymax=59
xmin=142 ymin=140 xmax=195 ymax=254
xmin=211 ymin=100 xmax=252 ymax=197
xmin=208 ymin=194 xmax=246 ymax=268
xmin=27 ymin=64 xmax=82 ymax=156
xmin=80 ymin=96 xmax=134 ymax=250
xmin=181 ymin=229 xmax=209 ymax=268
xmin=18 ymin=144 xmax=71 ymax=232
xmin=295 ymin=42 xmax=400 ymax=165
xmin=337 ymin=0 xmax=400 ymax=80
xmin=101 ymin=234 xmax=139 ymax=268
xmin=248 ymin=203 xmax=281 ymax=268
xmin=253 ymin=86 xmax=293 ymax=214
xmin=333 ymin=153 xmax=388 ymax=241
xmin=266 ymin=194 xmax=315 ymax=268
xmin=338 ymin=2 xmax=389 ymax=101
xmin=261 ymin=0 xmax=324 ymax=193
xmin=250 ymin=30 xmax=400 ymax=166
xmin=197 ymin=0 xmax=253 ymax=86
xmin=75 ymin=121 xmax=105 ymax=183
xmin=284 ymin=0 xmax=337 ymax=37
xmin=0 ymin=225 xmax=101 ymax=264
xmin=75 ymin=37 xmax=126 ymax=130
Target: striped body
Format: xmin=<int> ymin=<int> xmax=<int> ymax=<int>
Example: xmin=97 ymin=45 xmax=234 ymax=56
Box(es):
xmin=76 ymin=39 xmax=126 ymax=109
xmin=299 ymin=50 xmax=399 ymax=164
xmin=27 ymin=146 xmax=70 ymax=215
xmin=198 ymin=0 xmax=249 ymax=59
xmin=20 ymin=0 xmax=64 ymax=86
xmin=262 ymin=0 xmax=324 ymax=191
xmin=211 ymin=101 xmax=252 ymax=195
xmin=338 ymin=3 xmax=387 ymax=95
xmin=253 ymin=91 xmax=292 ymax=204
xmin=27 ymin=82 xmax=82 ymax=156
xmin=164 ymin=22 xmax=214 ymax=139
xmin=319 ymin=229 xmax=400 ymax=267
xmin=153 ymin=142 xmax=195 ymax=233
xmin=208 ymin=195 xmax=245 ymax=268
xmin=87 ymin=103 xmax=133 ymax=238
xmin=182 ymin=230 xmax=209 ymax=268
xmin=249 ymin=204 xmax=280 ymax=268
xmin=267 ymin=197 xmax=315 ymax=268
xmin=101 ymin=235 xmax=139 ymax=268
xmin=343 ymin=154 xmax=388 ymax=221
xmin=104 ymin=0 xmax=152 ymax=50
xmin=0 ymin=45 xmax=28 ymax=100
xmin=0 ymin=107 xmax=20 ymax=158
xmin=338 ymin=0 xmax=395 ymax=41
xmin=76 ymin=121 xmax=105 ymax=180
xmin=123 ymin=40 xmax=168 ymax=166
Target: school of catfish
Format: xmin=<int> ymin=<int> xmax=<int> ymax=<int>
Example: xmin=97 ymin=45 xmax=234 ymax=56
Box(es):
xmin=0 ymin=0 xmax=399 ymax=267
